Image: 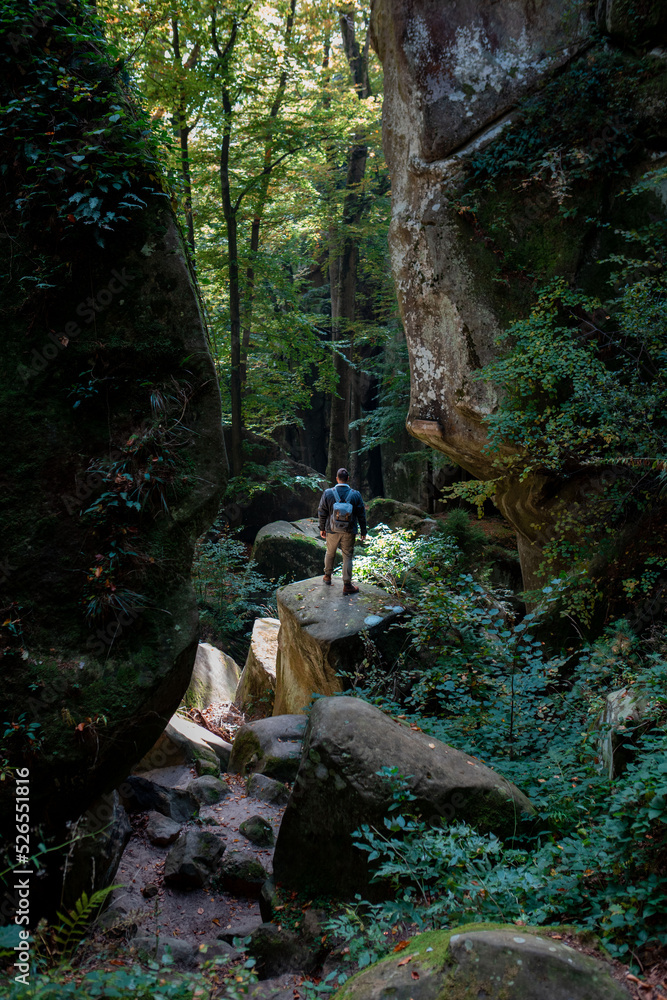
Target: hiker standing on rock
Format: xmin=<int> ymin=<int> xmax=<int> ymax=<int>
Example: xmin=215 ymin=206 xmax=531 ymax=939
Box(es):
xmin=318 ymin=468 xmax=367 ymax=595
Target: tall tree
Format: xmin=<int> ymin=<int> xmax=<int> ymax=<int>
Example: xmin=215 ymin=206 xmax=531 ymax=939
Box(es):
xmin=326 ymin=5 xmax=372 ymax=482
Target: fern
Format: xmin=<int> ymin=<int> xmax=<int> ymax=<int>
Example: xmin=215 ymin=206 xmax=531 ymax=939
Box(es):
xmin=52 ymin=884 xmax=119 ymax=961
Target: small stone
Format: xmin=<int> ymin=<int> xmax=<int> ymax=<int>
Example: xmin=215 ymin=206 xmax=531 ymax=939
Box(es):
xmin=239 ymin=815 xmax=274 ymax=847
xmin=146 ymin=811 xmax=181 ymax=846
xmin=164 ymin=829 xmax=226 ymax=889
xmin=218 ymin=849 xmax=268 ymax=897
xmin=141 ymin=883 xmax=159 ymax=899
xmin=246 ymin=773 xmax=291 ymax=806
xmin=187 ymin=775 xmax=229 ymax=805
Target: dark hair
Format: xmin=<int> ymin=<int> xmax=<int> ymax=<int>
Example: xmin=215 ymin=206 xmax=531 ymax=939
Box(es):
xmin=336 ymin=468 xmax=349 ymax=481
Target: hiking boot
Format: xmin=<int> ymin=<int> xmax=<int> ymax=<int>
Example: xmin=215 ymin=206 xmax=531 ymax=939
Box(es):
xmin=342 ymin=583 xmax=359 ymax=595
xmin=323 ymin=574 xmax=332 ymax=585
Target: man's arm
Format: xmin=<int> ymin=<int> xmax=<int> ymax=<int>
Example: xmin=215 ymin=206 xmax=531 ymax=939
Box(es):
xmin=318 ymin=490 xmax=330 ymax=536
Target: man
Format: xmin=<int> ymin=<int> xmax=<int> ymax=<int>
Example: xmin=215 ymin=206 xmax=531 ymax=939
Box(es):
xmin=318 ymin=467 xmax=367 ymax=595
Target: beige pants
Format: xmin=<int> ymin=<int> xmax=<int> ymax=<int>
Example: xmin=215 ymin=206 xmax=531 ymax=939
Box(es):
xmin=324 ymin=531 xmax=355 ymax=584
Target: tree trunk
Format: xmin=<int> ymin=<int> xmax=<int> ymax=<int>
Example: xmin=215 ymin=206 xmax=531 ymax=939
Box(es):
xmin=325 ymin=14 xmax=371 ymax=484
xmin=172 ymin=19 xmax=196 ymax=258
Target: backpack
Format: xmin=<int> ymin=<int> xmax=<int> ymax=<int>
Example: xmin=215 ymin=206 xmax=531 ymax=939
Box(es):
xmin=331 ymin=485 xmax=355 ymax=532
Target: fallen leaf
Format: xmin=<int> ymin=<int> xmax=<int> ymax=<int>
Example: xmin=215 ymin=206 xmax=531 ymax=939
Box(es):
xmin=108 ymin=959 xmax=125 ymax=967
xmin=212 ymin=918 xmax=220 ymax=926
xmin=397 ymin=956 xmax=412 ymax=967
xmin=411 ymin=971 xmax=419 ymax=980
xmin=197 ymin=908 xmax=204 ymax=915
xmin=393 ymin=941 xmax=409 ymax=953
xmin=428 ymin=743 xmax=435 ymax=749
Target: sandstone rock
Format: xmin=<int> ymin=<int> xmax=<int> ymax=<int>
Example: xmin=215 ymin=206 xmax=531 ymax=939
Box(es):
xmin=235 ymin=617 xmax=280 ymax=717
xmin=60 ymin=792 xmax=131 ymax=910
xmin=138 ymin=713 xmax=231 ymax=774
xmin=240 ymin=815 xmax=274 ymax=847
xmin=0 ymin=2 xmax=224 ymax=896
xmin=251 ymin=519 xmax=338 ymax=584
xmin=229 ymin=715 xmax=306 ymax=782
xmin=369 ymin=0 xmax=667 ymax=591
xmin=246 ymin=773 xmax=291 ymax=807
xmin=259 ymin=878 xmax=278 ymax=922
xmin=273 ymin=696 xmax=534 ymax=896
xmin=218 ymin=849 xmax=269 ymax=898
xmin=332 ymin=925 xmax=628 ymax=1000
xmin=274 ymin=579 xmax=407 ymax=715
xmin=187 ymin=775 xmax=229 ymax=806
xmin=183 ymin=643 xmax=241 ymax=709
xmin=163 ymin=829 xmax=226 ymax=889
xmin=598 ymin=687 xmax=653 ymax=779
xmin=146 ymin=811 xmax=181 ymax=847
xmin=119 ymin=772 xmax=198 ymax=824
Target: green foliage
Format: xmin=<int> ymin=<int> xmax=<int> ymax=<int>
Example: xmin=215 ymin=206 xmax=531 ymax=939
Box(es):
xmin=339 ymin=524 xmax=458 ymax=596
xmin=465 ymin=48 xmax=657 ymax=207
xmin=192 ymin=532 xmax=274 ymax=653
xmin=346 ymin=553 xmax=667 ymax=964
xmin=48 ymin=886 xmax=120 ymax=963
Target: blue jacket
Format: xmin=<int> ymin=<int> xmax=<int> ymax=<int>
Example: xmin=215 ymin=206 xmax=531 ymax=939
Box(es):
xmin=318 ymin=483 xmax=367 ymax=535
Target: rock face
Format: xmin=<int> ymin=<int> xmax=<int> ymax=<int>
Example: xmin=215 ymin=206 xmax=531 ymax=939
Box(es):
xmin=234 ymin=617 xmax=280 ymax=716
xmin=332 ymin=925 xmax=629 ymax=1000
xmin=61 ymin=792 xmax=132 ymax=910
xmin=251 ymin=519 xmax=339 ymax=583
xmin=184 ymin=643 xmax=241 ymax=709
xmin=0 ymin=1 xmax=224 ymax=874
xmin=273 ymin=696 xmax=534 ymax=896
xmin=370 ymin=0 xmax=667 ymax=586
xmin=164 ymin=829 xmax=226 ymax=889
xmin=274 ymin=579 xmax=407 ymax=715
xmin=365 ymin=498 xmax=437 ymax=534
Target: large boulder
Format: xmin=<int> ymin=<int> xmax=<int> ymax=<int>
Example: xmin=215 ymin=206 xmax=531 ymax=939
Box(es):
xmin=60 ymin=792 xmax=131 ymax=910
xmin=228 ymin=715 xmax=306 ymax=783
xmin=273 ymin=697 xmax=534 ymax=896
xmin=183 ymin=643 xmax=241 ymax=709
xmin=365 ymin=498 xmax=436 ymax=535
xmin=0 ymin=0 xmax=224 ymax=891
xmin=251 ymin=519 xmax=340 ymax=584
xmin=332 ymin=925 xmax=629 ymax=1000
xmin=234 ymin=617 xmax=280 ymax=716
xmin=274 ymin=579 xmax=407 ymax=715
xmin=370 ymin=0 xmax=667 ymax=588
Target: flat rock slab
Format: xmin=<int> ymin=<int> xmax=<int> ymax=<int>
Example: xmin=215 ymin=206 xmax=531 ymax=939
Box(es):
xmin=235 ymin=617 xmax=280 ymax=716
xmin=273 ymin=696 xmax=534 ymax=897
xmin=137 ymin=712 xmax=232 ymax=774
xmin=229 ymin=715 xmax=306 ymax=783
xmin=274 ymin=579 xmax=407 ymax=715
xmin=119 ymin=772 xmax=197 ymax=824
xmin=332 ymin=925 xmax=629 ymax=1000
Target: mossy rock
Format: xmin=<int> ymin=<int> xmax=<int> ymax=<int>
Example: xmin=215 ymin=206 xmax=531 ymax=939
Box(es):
xmin=251 ymin=520 xmax=340 ymax=583
xmin=334 ymin=924 xmax=627 ymax=1000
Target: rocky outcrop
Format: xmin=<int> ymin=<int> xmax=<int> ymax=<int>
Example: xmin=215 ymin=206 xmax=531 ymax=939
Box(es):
xmin=234 ymin=617 xmax=280 ymax=716
xmin=0 ymin=0 xmax=224 ymax=895
xmin=60 ymin=792 xmax=131 ymax=910
xmin=370 ymin=0 xmax=667 ymax=587
xmin=274 ymin=578 xmax=407 ymax=715
xmin=332 ymin=925 xmax=629 ymax=1000
xmin=273 ymin=696 xmax=534 ymax=896
xmin=183 ymin=644 xmax=241 ymax=709
xmin=164 ymin=829 xmax=226 ymax=889
xmin=365 ymin=497 xmax=437 ymax=534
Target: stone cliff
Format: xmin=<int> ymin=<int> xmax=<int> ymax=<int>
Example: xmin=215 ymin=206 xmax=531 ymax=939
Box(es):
xmin=371 ymin=0 xmax=667 ymax=587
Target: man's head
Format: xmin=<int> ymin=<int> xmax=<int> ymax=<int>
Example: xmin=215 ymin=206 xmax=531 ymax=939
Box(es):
xmin=336 ymin=468 xmax=349 ymax=483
